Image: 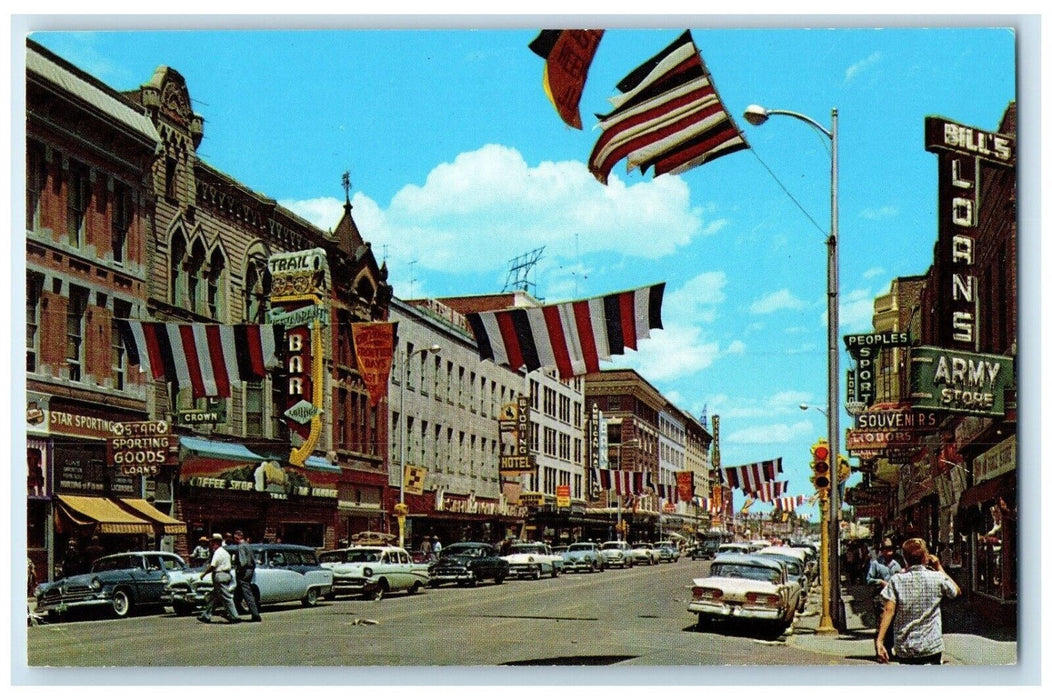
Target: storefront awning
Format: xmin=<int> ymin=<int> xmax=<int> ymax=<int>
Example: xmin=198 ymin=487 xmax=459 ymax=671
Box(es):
xmin=116 ymin=498 xmax=187 ymax=535
xmin=57 ymin=495 xmax=154 ymax=535
xmin=304 ymin=455 xmax=342 ymax=473
xmin=180 ymin=436 xmax=266 ymax=461
xmin=957 ymin=471 xmax=1015 ymax=511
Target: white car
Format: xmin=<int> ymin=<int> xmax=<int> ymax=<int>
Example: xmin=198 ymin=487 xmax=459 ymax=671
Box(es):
xmin=319 ymin=546 xmax=429 ymax=599
xmin=688 ymin=553 xmax=802 ymax=638
xmin=502 ymin=542 xmax=562 ymax=579
xmin=599 ymin=541 xmax=635 ymax=569
xmin=561 ymin=542 xmax=605 ymax=573
xmin=629 ymin=542 xmax=660 ymax=565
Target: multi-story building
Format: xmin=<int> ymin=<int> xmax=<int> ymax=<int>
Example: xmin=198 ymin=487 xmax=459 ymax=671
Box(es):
xmin=26 ymin=41 xmax=169 ymax=580
xmin=387 ymin=297 xmax=528 ymax=547
xmin=683 ymin=410 xmax=714 ymax=533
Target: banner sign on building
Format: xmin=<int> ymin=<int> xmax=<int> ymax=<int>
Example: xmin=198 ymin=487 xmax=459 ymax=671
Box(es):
xmin=519 ymin=491 xmax=545 ymax=507
xmin=269 ymin=249 xmax=329 ymax=465
xmin=676 ymin=471 xmax=695 ymax=502
xmin=556 ymin=484 xmax=571 ymax=508
xmin=844 ymin=333 xmax=910 ymax=409
xmin=499 ymin=396 xmax=534 ymax=475
xmin=403 ymin=464 xmax=427 ymax=496
xmin=909 ymin=346 xmax=1014 ymax=416
xmin=351 ymin=322 xmax=398 ymax=407
xmin=107 ymin=421 xmax=179 ymax=476
xmin=176 ymin=406 xmax=227 ymax=426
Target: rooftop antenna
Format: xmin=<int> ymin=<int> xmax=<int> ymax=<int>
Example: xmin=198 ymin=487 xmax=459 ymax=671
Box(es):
xmin=408 ymin=260 xmax=418 ymax=298
xmin=502 ymin=246 xmax=544 ymax=298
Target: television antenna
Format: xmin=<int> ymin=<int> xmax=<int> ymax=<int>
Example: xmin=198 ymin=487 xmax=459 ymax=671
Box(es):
xmin=502 ymin=247 xmax=544 ymax=297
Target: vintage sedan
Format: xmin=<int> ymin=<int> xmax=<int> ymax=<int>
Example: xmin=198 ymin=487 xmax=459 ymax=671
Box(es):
xmin=561 ymin=542 xmax=605 ymax=573
xmin=35 ymin=551 xmax=190 ymax=620
xmin=163 ymin=544 xmax=333 ymax=614
xmin=629 ymin=542 xmax=660 ymax=565
xmin=428 ymin=542 xmax=510 ymax=587
xmin=754 ymin=546 xmax=811 ymax=610
xmin=687 ymin=553 xmax=802 ymax=637
xmin=655 ymin=541 xmax=681 ymax=563
xmin=599 ymin=541 xmax=635 ymax=569
xmin=319 ymin=546 xmax=428 ymax=599
xmin=502 ymin=542 xmax=562 ymax=579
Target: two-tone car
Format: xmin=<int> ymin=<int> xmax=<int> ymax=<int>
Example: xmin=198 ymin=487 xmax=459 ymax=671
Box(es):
xmin=629 ymin=542 xmax=660 ymax=565
xmin=687 ymin=553 xmax=802 ymax=637
xmin=163 ymin=543 xmax=332 ymax=614
xmin=599 ymin=541 xmax=634 ymax=569
xmin=319 ymin=546 xmax=429 ymax=600
xmin=502 ymin=542 xmax=562 ymax=580
xmin=428 ymin=542 xmax=510 ymax=587
xmin=35 ymin=551 xmax=190 ymax=620
xmin=561 ymin=542 xmax=605 ymax=573
xmin=655 ymin=541 xmax=681 ymax=563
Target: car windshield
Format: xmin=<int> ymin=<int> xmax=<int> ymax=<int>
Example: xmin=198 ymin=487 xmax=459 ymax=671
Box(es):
xmin=601 ymin=542 xmax=622 ymax=550
xmin=568 ymin=544 xmax=593 ymax=552
xmin=711 ymin=563 xmax=781 ymax=583
xmin=320 ymin=550 xmax=381 ymax=564
xmin=510 ymin=545 xmax=542 ymax=554
xmin=443 ymin=545 xmax=482 ymax=557
xmin=92 ymin=556 xmax=137 ymax=572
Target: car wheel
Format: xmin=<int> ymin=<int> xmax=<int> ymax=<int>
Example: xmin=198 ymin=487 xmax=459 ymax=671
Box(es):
xmin=551 ymin=566 xmax=558 ymax=578
xmin=695 ymin=614 xmax=711 ymax=631
xmin=172 ymin=602 xmax=193 ymax=617
xmin=111 ymin=588 xmax=133 ymax=618
xmin=494 ymin=572 xmax=505 ymax=585
xmin=408 ymin=582 xmax=422 ymax=595
xmin=370 ymin=580 xmax=388 ymax=601
xmin=532 ymin=569 xmax=541 ymax=580
xmin=301 ymin=587 xmax=319 ymax=607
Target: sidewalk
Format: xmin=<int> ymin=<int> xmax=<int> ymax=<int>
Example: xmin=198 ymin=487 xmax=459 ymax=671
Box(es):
xmin=786 ymin=583 xmax=1017 ymax=665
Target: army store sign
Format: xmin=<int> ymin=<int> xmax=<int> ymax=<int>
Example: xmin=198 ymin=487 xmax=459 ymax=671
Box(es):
xmin=910 ymin=347 xmax=1014 ymax=416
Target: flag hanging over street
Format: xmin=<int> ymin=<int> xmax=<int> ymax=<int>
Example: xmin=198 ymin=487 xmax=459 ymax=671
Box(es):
xmin=599 ymin=469 xmax=645 ymax=496
xmin=775 ymin=495 xmax=806 ymax=512
xmin=720 ymin=458 xmax=783 ymax=493
xmin=116 ymin=320 xmax=282 ymax=399
xmin=755 ymin=480 xmax=788 ymax=503
xmin=528 ymin=29 xmax=604 ymax=129
xmin=466 ymin=282 xmax=665 ymax=379
xmin=588 ymin=30 xmax=748 ymax=185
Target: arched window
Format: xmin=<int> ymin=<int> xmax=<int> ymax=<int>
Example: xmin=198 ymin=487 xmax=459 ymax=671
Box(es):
xmin=187 ymin=239 xmax=206 ymax=314
xmin=207 ymin=247 xmax=226 ymax=320
xmin=243 ymin=254 xmax=270 ymax=323
xmin=169 ymin=232 xmax=187 ymax=306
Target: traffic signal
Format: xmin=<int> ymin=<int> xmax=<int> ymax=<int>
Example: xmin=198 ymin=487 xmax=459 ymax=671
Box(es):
xmin=810 ymin=439 xmax=831 ymax=498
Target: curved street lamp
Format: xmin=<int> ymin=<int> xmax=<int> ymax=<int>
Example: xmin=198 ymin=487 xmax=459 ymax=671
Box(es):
xmin=799 ymin=403 xmax=829 ymax=417
xmin=398 ymin=343 xmax=441 ymax=548
xmin=745 ymin=103 xmax=841 ymax=635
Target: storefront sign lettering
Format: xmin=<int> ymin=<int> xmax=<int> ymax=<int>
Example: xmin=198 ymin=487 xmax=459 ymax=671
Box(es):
xmin=910 ymin=347 xmax=1013 ymax=416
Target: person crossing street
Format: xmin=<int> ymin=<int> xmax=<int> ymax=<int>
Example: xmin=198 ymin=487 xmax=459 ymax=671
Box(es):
xmin=233 ymin=530 xmax=262 ymax=623
xmin=197 ymin=533 xmax=241 ymax=624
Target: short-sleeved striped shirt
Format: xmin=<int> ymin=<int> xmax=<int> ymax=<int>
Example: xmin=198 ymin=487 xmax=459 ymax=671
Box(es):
xmin=880 ymin=564 xmax=958 ymax=658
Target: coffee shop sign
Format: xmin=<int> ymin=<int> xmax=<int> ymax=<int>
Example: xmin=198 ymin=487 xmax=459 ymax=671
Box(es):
xmin=909 ymin=346 xmax=1013 ymax=416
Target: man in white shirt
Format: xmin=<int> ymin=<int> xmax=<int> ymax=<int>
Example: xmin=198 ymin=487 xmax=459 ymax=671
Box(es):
xmin=198 ymin=533 xmax=241 ymax=624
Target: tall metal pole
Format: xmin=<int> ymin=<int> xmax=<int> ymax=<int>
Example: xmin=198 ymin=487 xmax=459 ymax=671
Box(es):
xmin=398 ymin=346 xmax=408 ymax=549
xmin=827 ymin=108 xmax=843 ymax=631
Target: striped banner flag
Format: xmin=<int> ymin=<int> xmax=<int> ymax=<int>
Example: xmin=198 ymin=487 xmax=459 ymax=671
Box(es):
xmin=720 ymin=458 xmax=783 ymax=493
xmin=466 ymin=283 xmax=664 ymax=379
xmin=755 ymin=480 xmax=788 ymax=503
xmin=599 ymin=469 xmax=645 ymax=496
xmin=775 ymin=495 xmax=806 ymax=512
xmin=528 ymin=30 xmax=604 ymax=129
xmin=588 ymin=30 xmax=748 ymax=184
xmin=116 ymin=320 xmax=282 ymax=399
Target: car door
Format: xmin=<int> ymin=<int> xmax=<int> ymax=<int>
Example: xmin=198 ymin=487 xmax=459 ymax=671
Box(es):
xmin=137 ymin=554 xmax=172 ymax=604
xmin=260 ymin=549 xmax=302 ymax=603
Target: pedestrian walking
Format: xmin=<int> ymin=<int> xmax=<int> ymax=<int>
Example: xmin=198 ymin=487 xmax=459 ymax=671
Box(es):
xmin=197 ymin=533 xmax=241 ymax=624
xmin=232 ymin=530 xmax=261 ymax=622
xmin=431 ymin=536 xmax=442 ymax=557
xmin=875 ymin=537 xmax=960 ymax=664
xmin=190 ymin=536 xmax=211 ymax=567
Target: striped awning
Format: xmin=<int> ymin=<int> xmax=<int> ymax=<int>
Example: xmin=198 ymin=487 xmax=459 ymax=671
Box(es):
xmin=57 ymin=495 xmax=153 ymax=535
xmin=117 ymin=498 xmax=187 ymax=535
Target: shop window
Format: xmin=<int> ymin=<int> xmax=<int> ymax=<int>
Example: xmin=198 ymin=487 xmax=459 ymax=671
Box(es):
xmin=66 ymin=285 xmax=89 ymax=382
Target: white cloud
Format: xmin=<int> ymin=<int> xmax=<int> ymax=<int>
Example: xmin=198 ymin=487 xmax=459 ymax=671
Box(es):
xmin=724 ymin=420 xmax=815 ymax=445
xmin=282 ymin=144 xmax=717 ymax=278
xmin=860 ymin=205 xmax=899 ymax=220
xmin=862 ymin=267 xmax=885 ymax=280
xmin=749 ymin=288 xmax=807 ymax=314
xmin=845 ymin=52 xmax=882 ymax=82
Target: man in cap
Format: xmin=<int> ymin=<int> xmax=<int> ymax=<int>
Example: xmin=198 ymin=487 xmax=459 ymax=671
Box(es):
xmin=198 ymin=533 xmax=241 ymax=624
xmin=190 ymin=536 xmax=210 ymax=567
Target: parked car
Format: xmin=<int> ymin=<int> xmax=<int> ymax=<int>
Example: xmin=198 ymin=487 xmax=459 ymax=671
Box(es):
xmin=428 ymin=542 xmax=510 ymax=587
xmin=36 ymin=551 xmax=190 ymax=620
xmin=655 ymin=541 xmax=680 ymax=563
xmin=754 ymin=546 xmax=811 ymax=610
xmin=163 ymin=544 xmax=332 ymax=614
xmin=599 ymin=540 xmax=635 ymax=569
xmin=629 ymin=542 xmax=660 ymax=565
xmin=502 ymin=542 xmax=562 ymax=579
xmin=715 ymin=542 xmax=752 ymax=558
xmin=687 ymin=553 xmax=802 ymax=637
xmin=561 ymin=542 xmax=605 ymax=573
xmin=748 ymin=539 xmax=773 ymax=552
xmin=319 ymin=546 xmax=429 ymax=599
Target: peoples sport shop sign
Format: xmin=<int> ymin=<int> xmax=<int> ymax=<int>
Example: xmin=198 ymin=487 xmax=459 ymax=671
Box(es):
xmin=107 ymin=421 xmax=179 ymax=476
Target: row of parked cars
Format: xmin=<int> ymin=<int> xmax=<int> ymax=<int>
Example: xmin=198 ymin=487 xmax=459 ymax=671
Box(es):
xmin=685 ymin=540 xmax=819 ymax=638
xmin=32 ymin=537 xmax=687 ymax=621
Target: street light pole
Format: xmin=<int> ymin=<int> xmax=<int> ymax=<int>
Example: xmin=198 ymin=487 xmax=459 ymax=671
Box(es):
xmin=398 ymin=344 xmax=441 ymax=549
xmin=744 ymin=104 xmax=842 ymax=633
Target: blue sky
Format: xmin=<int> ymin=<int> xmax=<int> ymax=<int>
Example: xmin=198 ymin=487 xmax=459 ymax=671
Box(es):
xmin=23 ymin=22 xmax=1018 ymax=521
